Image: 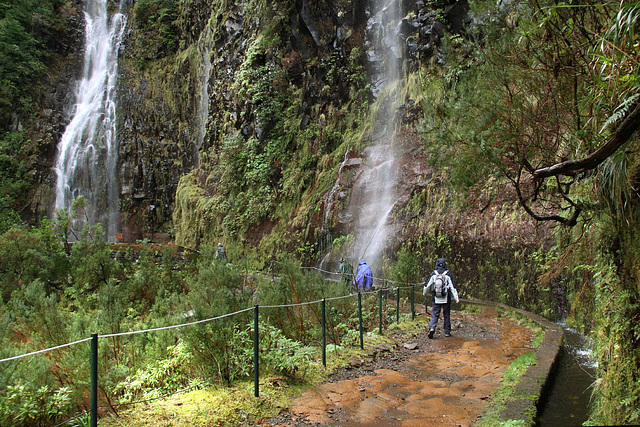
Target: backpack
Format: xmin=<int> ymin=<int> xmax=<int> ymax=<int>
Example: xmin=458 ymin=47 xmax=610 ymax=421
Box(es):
xmin=433 ymin=270 xmax=448 ymax=298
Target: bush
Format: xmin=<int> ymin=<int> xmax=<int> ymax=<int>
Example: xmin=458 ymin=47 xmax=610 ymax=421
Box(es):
xmin=258 ymin=322 xmax=315 ymax=379
xmin=0 ymin=383 xmax=73 ymax=427
xmin=181 ymin=247 xmax=253 ymax=384
xmin=114 ymin=341 xmax=199 ymax=403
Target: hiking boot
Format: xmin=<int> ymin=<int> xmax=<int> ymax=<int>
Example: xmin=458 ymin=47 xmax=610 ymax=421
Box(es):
xmin=428 ymin=329 xmax=435 ymax=339
xmin=445 ymin=333 xmax=451 ymax=337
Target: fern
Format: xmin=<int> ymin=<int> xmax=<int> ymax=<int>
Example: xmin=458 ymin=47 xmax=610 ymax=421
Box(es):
xmin=600 ymin=93 xmax=640 ymax=133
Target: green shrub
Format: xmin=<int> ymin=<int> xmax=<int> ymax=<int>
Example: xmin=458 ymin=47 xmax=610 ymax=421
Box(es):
xmin=0 ymin=383 xmax=73 ymax=427
xmin=114 ymin=341 xmax=198 ymax=403
xmin=258 ymin=322 xmax=316 ymax=379
xmin=181 ymin=248 xmax=253 ymax=384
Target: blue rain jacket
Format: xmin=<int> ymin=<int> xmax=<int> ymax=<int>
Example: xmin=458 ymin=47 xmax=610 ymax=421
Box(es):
xmin=354 ymin=259 xmax=373 ymax=291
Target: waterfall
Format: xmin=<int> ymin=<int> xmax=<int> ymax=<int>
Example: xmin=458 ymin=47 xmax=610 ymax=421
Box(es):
xmin=316 ymin=0 xmax=405 ymax=272
xmin=194 ymin=38 xmax=211 ymax=168
xmin=54 ymin=0 xmax=127 ymax=241
xmin=350 ymin=0 xmax=403 ymax=267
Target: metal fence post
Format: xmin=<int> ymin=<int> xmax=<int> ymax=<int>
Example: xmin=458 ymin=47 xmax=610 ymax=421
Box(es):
xmin=411 ymin=285 xmax=415 ymax=320
xmin=396 ymin=287 xmax=400 ymax=323
xmin=90 ymin=333 xmax=98 ymax=427
xmin=358 ymin=291 xmax=363 ymax=350
xmin=378 ymin=289 xmax=383 ymax=334
xmin=254 ymin=305 xmax=259 ymax=397
xmin=321 ymin=298 xmax=326 ymax=367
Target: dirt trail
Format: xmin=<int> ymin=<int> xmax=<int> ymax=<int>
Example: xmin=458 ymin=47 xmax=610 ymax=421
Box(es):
xmin=271 ymin=307 xmax=534 ymax=426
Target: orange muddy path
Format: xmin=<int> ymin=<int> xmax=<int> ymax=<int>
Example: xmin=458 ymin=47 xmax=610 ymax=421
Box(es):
xmin=274 ymin=307 xmax=534 ymax=426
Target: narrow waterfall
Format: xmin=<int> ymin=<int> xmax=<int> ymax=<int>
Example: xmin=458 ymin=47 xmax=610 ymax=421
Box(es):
xmin=350 ymin=0 xmax=403 ymax=267
xmin=54 ymin=0 xmax=127 ymax=241
xmin=194 ymin=38 xmax=211 ymax=168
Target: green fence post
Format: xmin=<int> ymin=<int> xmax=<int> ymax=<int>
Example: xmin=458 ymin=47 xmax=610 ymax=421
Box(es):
xmin=411 ymin=285 xmax=415 ymax=320
xmin=396 ymin=287 xmax=400 ymax=323
xmin=321 ymin=298 xmax=326 ymax=367
xmin=254 ymin=305 xmax=259 ymax=397
xmin=378 ymin=289 xmax=383 ymax=334
xmin=90 ymin=333 xmax=98 ymax=427
xmin=358 ymin=291 xmax=364 ymax=350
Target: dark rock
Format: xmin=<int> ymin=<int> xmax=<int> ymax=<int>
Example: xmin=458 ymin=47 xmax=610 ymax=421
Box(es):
xmin=299 ymin=115 xmax=310 ymax=130
xmin=299 ymin=0 xmax=324 ymax=47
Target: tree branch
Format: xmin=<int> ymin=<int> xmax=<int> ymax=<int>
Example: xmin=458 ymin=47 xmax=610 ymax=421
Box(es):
xmin=532 ymin=97 xmax=640 ymax=179
xmin=512 ymin=168 xmax=581 ymax=226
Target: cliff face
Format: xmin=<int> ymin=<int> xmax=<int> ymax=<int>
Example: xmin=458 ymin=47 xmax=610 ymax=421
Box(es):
xmin=20 ymin=1 xmax=550 ymax=295
xmin=9 ymin=0 xmax=86 ymax=224
xmin=114 ymin=0 xmax=469 ymax=249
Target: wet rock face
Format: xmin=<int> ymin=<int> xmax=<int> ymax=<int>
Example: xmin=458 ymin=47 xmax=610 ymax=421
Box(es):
xmin=16 ymin=1 xmax=86 ymax=223
xmin=366 ymin=0 xmax=470 ymax=95
xmin=112 ymin=0 xmax=468 ymax=240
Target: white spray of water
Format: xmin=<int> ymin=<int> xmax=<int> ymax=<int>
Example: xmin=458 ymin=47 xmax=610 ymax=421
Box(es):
xmin=350 ymin=0 xmax=403 ymax=268
xmin=54 ymin=0 xmax=127 ymax=241
xmin=194 ymin=35 xmax=211 ymax=168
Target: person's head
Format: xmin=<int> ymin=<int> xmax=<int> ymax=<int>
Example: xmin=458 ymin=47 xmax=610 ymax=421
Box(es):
xmin=435 ymin=257 xmax=447 ymax=270
xmin=360 ymin=259 xmax=367 ymax=265
xmin=340 ymin=257 xmax=344 ymax=262
xmin=218 ymin=242 xmax=223 ymax=247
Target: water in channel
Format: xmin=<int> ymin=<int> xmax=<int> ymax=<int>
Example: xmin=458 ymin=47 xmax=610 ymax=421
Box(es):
xmin=54 ymin=0 xmax=127 ymax=241
xmin=537 ymin=324 xmax=596 ymax=426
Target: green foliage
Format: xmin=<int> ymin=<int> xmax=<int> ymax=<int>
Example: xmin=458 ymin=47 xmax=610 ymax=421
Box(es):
xmin=131 ymin=0 xmax=179 ymax=59
xmin=391 ymin=246 xmax=423 ymax=285
xmin=258 ymin=321 xmax=316 ymax=378
xmin=114 ymin=341 xmax=198 ymax=403
xmin=0 ymin=132 xmax=31 ymax=205
xmin=0 ymin=383 xmax=73 ymax=427
xmin=181 ymin=248 xmax=253 ymax=384
xmin=0 ymin=221 xmax=68 ymax=302
xmin=68 ymin=224 xmax=119 ymax=294
xmin=0 ymin=0 xmax=63 ymax=125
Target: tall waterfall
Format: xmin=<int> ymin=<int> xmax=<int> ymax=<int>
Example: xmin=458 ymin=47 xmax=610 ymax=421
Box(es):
xmin=54 ymin=0 xmax=127 ymax=241
xmin=349 ymin=0 xmax=403 ymax=267
xmin=194 ymin=34 xmax=211 ymax=168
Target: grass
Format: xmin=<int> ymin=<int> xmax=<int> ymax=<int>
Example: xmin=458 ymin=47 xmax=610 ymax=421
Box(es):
xmin=475 ymin=352 xmax=538 ymax=427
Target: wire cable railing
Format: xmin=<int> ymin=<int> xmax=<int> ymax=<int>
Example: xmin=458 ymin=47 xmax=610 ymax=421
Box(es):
xmin=2 ymin=262 xmax=425 ymax=427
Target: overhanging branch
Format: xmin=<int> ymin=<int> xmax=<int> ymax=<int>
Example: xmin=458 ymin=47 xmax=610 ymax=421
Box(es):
xmin=532 ymin=97 xmax=640 ymax=179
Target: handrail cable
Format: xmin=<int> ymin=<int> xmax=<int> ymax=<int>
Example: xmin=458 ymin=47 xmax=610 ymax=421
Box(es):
xmin=0 ymin=337 xmax=92 ymax=364
xmin=101 ymin=307 xmax=254 ymax=338
xmin=1 ymin=265 xmax=423 ymax=363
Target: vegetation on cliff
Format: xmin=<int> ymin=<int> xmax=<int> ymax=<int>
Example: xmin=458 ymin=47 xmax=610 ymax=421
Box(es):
xmin=0 ymin=0 xmax=639 ymax=424
xmin=418 ymin=0 xmax=640 ymax=423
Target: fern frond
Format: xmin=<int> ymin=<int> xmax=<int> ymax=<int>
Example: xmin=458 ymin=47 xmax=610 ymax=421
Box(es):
xmin=600 ymin=93 xmax=640 ymax=133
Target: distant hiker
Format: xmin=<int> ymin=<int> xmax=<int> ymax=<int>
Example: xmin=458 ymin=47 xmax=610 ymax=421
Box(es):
xmin=338 ymin=258 xmax=353 ymax=286
xmin=353 ymin=259 xmax=373 ymax=291
xmin=215 ymin=243 xmax=229 ymax=263
xmin=423 ymin=257 xmax=459 ymax=338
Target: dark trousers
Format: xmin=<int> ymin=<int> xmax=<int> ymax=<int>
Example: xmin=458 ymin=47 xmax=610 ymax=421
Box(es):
xmin=429 ymin=296 xmax=451 ymax=334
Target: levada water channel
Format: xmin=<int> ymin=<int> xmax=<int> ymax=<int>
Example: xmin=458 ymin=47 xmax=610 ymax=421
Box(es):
xmin=538 ymin=324 xmax=596 ymax=426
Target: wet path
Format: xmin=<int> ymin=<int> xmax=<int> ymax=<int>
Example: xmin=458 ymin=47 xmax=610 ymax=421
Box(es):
xmin=272 ymin=308 xmax=534 ymax=426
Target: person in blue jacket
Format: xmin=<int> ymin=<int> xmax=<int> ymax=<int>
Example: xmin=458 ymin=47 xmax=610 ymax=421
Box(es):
xmin=353 ymin=259 xmax=373 ymax=291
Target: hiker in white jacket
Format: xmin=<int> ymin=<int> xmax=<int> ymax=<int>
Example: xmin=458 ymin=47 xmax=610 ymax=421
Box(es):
xmin=423 ymin=258 xmax=459 ymax=339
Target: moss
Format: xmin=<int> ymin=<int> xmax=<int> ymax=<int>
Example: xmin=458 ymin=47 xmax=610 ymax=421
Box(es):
xmin=476 ymin=352 xmax=538 ymax=427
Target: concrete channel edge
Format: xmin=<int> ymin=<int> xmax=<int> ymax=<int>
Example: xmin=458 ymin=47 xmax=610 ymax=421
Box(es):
xmin=458 ymin=298 xmax=564 ymax=426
